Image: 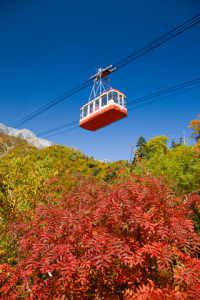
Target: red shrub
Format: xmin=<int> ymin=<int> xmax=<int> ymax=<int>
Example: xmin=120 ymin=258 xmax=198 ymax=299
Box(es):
xmin=1 ymin=174 xmax=200 ymax=299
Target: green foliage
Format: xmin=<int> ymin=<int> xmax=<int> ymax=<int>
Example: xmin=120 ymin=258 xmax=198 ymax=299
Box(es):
xmin=134 ymin=136 xmax=147 ymax=160
xmin=171 ymin=138 xmax=176 ymax=149
xmin=103 ymin=168 xmax=117 ymax=181
xmin=87 ymin=162 xmax=97 ymax=168
xmin=0 ymin=154 xmax=56 ymax=223
xmin=132 ymin=144 xmax=200 ymax=194
xmin=0 ymin=133 xmax=127 ymax=221
xmin=133 ymin=135 xmax=169 ymax=163
xmin=145 ymin=135 xmax=169 ymax=158
xmin=170 ymin=137 xmax=183 ymax=149
xmin=92 ymin=166 xmax=102 ymax=176
xmin=0 ymin=132 xmax=35 ymax=157
xmin=179 ymin=136 xmax=184 ymax=145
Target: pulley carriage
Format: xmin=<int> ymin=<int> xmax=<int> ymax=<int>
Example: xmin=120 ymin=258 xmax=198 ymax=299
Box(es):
xmin=79 ymin=65 xmax=127 ymax=131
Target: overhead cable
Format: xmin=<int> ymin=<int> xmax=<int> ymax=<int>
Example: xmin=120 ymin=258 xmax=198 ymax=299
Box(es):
xmin=3 ymin=0 xmax=182 ymax=122
xmin=45 ymin=126 xmax=80 ymax=139
xmin=128 ymin=84 xmax=200 ymax=112
xmin=127 ymin=77 xmax=200 ymax=106
xmin=37 ymin=76 xmax=200 ymax=138
xmin=12 ymin=13 xmax=200 ymax=128
xmin=43 ymin=81 xmax=200 ymax=138
xmin=12 ymin=81 xmax=92 ymax=128
xmin=114 ymin=13 xmax=200 ymax=69
xmin=38 ymin=120 xmax=79 ymax=137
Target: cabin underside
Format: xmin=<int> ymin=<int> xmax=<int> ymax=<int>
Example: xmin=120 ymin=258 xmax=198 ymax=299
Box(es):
xmin=79 ymin=105 xmax=127 ymax=131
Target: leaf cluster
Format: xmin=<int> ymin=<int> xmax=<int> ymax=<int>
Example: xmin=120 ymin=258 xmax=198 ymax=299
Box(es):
xmin=0 ymin=173 xmax=200 ymax=299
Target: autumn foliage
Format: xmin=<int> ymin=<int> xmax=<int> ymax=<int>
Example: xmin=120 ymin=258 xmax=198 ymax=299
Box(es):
xmin=1 ymin=172 xmax=200 ymax=299
xmin=189 ymin=114 xmax=200 ymax=152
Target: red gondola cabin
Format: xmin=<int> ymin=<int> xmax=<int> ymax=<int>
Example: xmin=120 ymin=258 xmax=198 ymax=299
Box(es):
xmin=79 ymin=89 xmax=127 ymax=131
xmin=79 ymin=65 xmax=127 ymax=131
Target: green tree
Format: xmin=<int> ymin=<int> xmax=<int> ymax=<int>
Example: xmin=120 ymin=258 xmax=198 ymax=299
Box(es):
xmin=0 ymin=154 xmax=56 ymax=223
xmin=145 ymin=135 xmax=169 ymax=158
xmin=179 ymin=136 xmax=184 ymax=145
xmin=132 ymin=136 xmax=147 ymax=163
xmin=132 ymin=144 xmax=200 ymax=195
xmin=171 ymin=137 xmax=184 ymax=149
xmin=171 ymin=138 xmax=176 ymax=149
xmin=136 ymin=136 xmax=146 ymax=158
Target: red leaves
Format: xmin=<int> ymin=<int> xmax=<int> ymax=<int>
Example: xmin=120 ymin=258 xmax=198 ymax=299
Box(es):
xmin=1 ymin=173 xmax=200 ymax=299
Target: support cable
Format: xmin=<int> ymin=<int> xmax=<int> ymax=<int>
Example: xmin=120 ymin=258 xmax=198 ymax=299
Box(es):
xmin=45 ymin=126 xmax=80 ymax=139
xmin=114 ymin=14 xmax=200 ymax=69
xmin=38 ymin=76 xmax=200 ymax=137
xmin=12 ymin=81 xmax=92 ymax=128
xmin=127 ymin=77 xmax=200 ymax=106
xmin=128 ymin=84 xmax=200 ymax=112
xmin=3 ymin=0 xmax=182 ymax=122
xmin=12 ymin=13 xmax=200 ymax=129
xmin=38 ymin=120 xmax=79 ymax=137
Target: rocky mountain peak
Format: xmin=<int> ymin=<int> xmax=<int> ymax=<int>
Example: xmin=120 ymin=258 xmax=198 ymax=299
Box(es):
xmin=0 ymin=123 xmax=55 ymax=149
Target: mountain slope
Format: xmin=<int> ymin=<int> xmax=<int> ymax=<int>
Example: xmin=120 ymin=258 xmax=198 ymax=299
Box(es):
xmin=0 ymin=131 xmax=128 ymax=188
xmin=0 ymin=132 xmax=36 ymax=157
xmin=0 ymin=123 xmax=55 ymax=149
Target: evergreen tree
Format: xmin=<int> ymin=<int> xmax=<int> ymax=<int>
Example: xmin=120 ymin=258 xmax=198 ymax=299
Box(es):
xmin=171 ymin=138 xmax=176 ymax=149
xmin=171 ymin=138 xmax=182 ymax=149
xmin=179 ymin=136 xmax=184 ymax=145
xmin=135 ymin=136 xmax=147 ymax=159
xmin=136 ymin=136 xmax=146 ymax=148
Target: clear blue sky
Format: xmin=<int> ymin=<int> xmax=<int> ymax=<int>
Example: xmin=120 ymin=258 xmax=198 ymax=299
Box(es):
xmin=0 ymin=0 xmax=200 ymax=161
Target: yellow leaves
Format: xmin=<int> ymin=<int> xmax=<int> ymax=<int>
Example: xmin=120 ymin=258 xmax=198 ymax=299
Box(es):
xmin=7 ymin=258 xmax=14 ymax=262
xmin=145 ymin=136 xmax=169 ymax=157
xmin=189 ymin=115 xmax=200 ymax=133
xmin=189 ymin=114 xmax=200 ymax=152
xmin=0 ymin=155 xmax=57 ymax=223
xmin=0 ymin=142 xmax=126 ymax=226
xmin=193 ymin=139 xmax=200 ymax=156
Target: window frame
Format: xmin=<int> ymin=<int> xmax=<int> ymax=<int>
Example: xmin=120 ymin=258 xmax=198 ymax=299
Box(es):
xmin=80 ymin=90 xmax=127 ymax=120
xmin=101 ymin=94 xmax=107 ymax=107
xmin=124 ymin=97 xmax=127 ymax=109
xmin=83 ymin=105 xmax=88 ymax=118
xmin=113 ymin=91 xmax=118 ymax=104
xmin=89 ymin=102 xmax=94 ymax=114
xmin=119 ymin=94 xmax=123 ymax=106
xmin=95 ymin=98 xmax=100 ymax=111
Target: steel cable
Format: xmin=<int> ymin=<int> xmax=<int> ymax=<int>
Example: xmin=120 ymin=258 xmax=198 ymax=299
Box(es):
xmin=37 ymin=76 xmax=200 ymax=137
xmin=12 ymin=13 xmax=200 ymax=129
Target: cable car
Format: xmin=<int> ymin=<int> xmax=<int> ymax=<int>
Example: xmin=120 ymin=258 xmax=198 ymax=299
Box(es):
xmin=79 ymin=65 xmax=127 ymax=131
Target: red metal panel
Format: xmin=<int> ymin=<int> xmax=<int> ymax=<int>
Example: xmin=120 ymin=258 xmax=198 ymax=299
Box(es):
xmin=79 ymin=105 xmax=127 ymax=131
